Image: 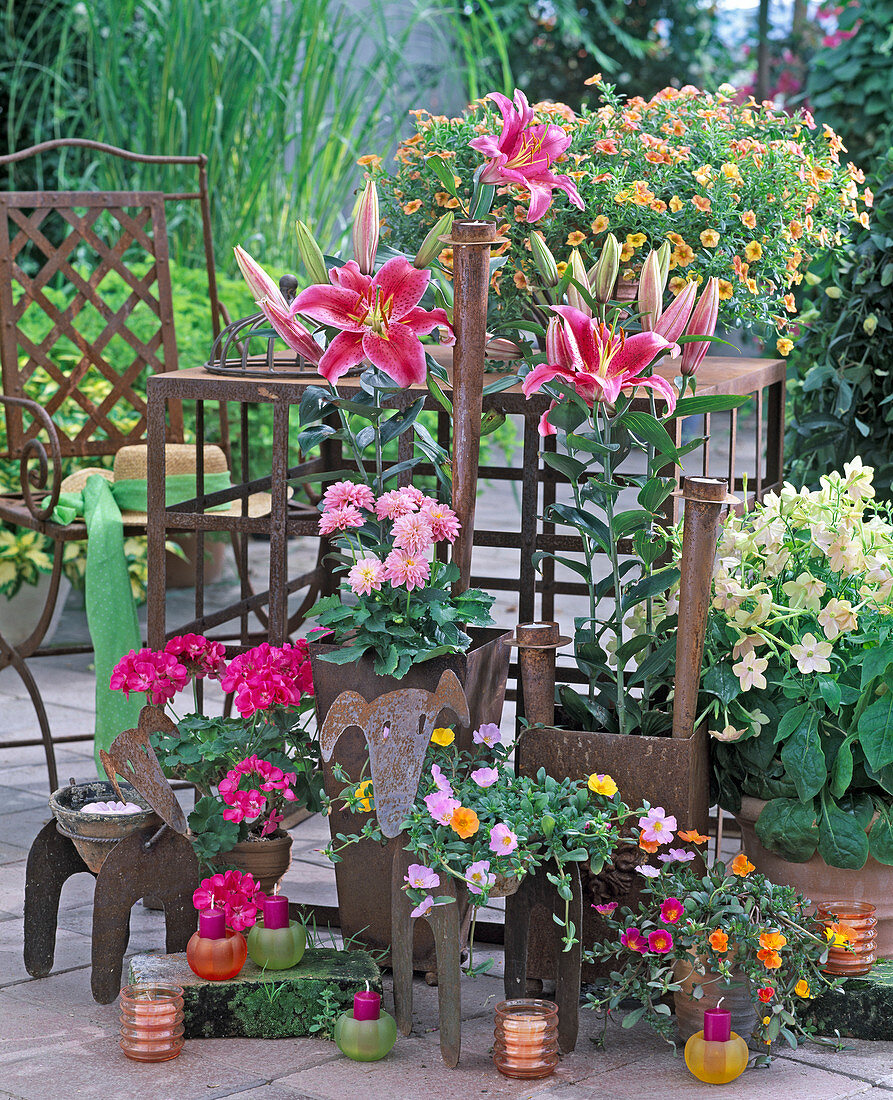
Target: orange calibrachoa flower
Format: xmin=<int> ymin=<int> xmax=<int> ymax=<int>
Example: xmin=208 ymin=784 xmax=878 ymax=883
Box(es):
xmin=708 ymin=929 xmax=729 ymax=952
xmin=402 ymin=199 xmax=422 ymax=215
xmin=745 ymin=240 xmax=763 ymax=262
xmin=450 ymin=806 xmax=479 ymax=839
xmin=357 ymin=154 xmax=382 ymax=169
xmin=590 ymin=214 xmax=609 ymax=234
xmin=718 ymin=279 xmax=734 ymax=300
xmin=731 ymin=853 xmax=754 ymax=876
xmin=678 ymin=829 xmax=709 ymax=844
xmin=700 ymin=229 xmax=720 ymax=247
xmin=566 ymin=230 xmax=586 ymax=247
xmin=777 ymin=337 xmax=794 ymax=356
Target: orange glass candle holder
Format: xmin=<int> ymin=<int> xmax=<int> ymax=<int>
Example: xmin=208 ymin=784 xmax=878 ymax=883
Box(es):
xmin=493 ymin=999 xmax=559 ymax=1080
xmin=119 ymin=984 xmax=184 ymax=1062
xmin=817 ymin=900 xmax=877 ymax=977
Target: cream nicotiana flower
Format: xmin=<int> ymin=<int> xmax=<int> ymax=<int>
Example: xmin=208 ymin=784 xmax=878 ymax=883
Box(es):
xmin=789 ymin=632 xmax=833 ymax=675
xmin=732 ymin=650 xmax=769 ymax=692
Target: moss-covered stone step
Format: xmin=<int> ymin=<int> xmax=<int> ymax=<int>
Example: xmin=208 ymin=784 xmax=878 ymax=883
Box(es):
xmin=805 ymin=958 xmax=893 ymax=1041
xmin=129 ymin=947 xmax=381 ymax=1039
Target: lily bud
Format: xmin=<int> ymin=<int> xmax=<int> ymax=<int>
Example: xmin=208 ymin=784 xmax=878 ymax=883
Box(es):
xmin=638 ymin=249 xmax=663 ymax=331
xmin=530 ymin=232 xmax=559 ymax=287
xmin=234 ymin=245 xmax=283 ymax=305
xmin=681 ymin=277 xmax=719 ymax=376
xmin=592 ymin=233 xmax=620 ymax=304
xmin=654 ymin=280 xmax=698 ymax=345
xmin=656 ymin=241 xmax=671 ymax=288
xmin=295 ymin=220 xmax=330 ymax=287
xmin=352 ymin=178 xmax=380 ymax=276
xmin=413 ymin=211 xmax=454 ymax=269
xmin=566 ymin=249 xmax=593 ymax=316
xmin=545 ymin=315 xmax=572 ymax=366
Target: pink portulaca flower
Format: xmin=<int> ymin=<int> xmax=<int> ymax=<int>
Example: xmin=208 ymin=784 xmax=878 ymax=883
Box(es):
xmin=470 ymin=766 xmax=499 ymax=788
xmin=348 ymin=556 xmax=387 ymax=597
xmin=430 ymin=764 xmax=453 ymax=795
xmin=465 ymin=859 xmax=496 ymax=896
xmin=659 ymin=897 xmax=685 ymax=924
xmin=593 ymin=902 xmax=618 ymax=915
xmin=469 ymin=90 xmax=584 ymax=222
xmin=658 ymin=848 xmax=696 ymax=864
xmin=410 ymin=895 xmax=434 ymax=919
xmin=523 ymin=307 xmax=675 ymax=437
xmin=318 ymin=503 xmax=365 ymax=537
xmin=620 ymin=927 xmax=648 ymax=953
xmin=472 ymin=722 xmax=503 ymax=748
xmin=293 ymin=256 xmax=453 ymax=387
xmin=322 ymin=481 xmax=376 ymax=512
xmin=489 ymin=822 xmax=519 ymax=855
xmin=384 ymin=548 xmax=430 ymax=591
xmin=636 ymin=865 xmax=661 ymax=878
xmin=404 ymin=864 xmax=440 ymax=890
xmin=391 ymin=511 xmax=435 ymax=556
xmin=421 ymin=500 xmax=461 ymax=543
xmin=638 ymin=807 xmax=677 ymax=846
xmin=648 ymin=928 xmax=674 ymax=954
xmin=424 ymin=791 xmax=461 ymax=825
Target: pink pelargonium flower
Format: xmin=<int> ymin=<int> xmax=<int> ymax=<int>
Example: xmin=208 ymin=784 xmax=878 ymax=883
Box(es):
xmin=469 ymin=90 xmax=584 ymax=223
xmin=524 ymin=307 xmax=675 ymax=436
xmin=164 ymin=633 xmax=227 ymax=680
xmin=489 ymin=822 xmax=519 ymax=855
xmin=322 ymin=481 xmax=376 ymax=512
xmin=384 ymin=547 xmax=431 ymax=591
xmin=348 ymin=556 xmax=387 ymax=597
xmin=233 ymin=245 xmax=322 ymax=365
xmin=293 ymin=256 xmax=453 ymax=387
xmin=109 ymin=648 xmax=189 ymax=705
xmin=318 ymin=503 xmax=365 ymax=537
xmin=391 ymin=510 xmax=435 ymax=556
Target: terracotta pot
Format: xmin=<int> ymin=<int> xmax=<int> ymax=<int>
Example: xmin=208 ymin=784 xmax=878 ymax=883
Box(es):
xmin=49 ymin=780 xmax=160 ymax=873
xmin=736 ymin=795 xmax=893 ymax=957
xmin=673 ymin=954 xmax=757 ymax=1041
xmin=165 ymin=534 xmax=227 ymax=588
xmin=516 ymin=718 xmax=709 ymax=981
xmin=311 ymin=626 xmax=512 ymax=970
xmin=215 ymin=832 xmax=293 ymax=894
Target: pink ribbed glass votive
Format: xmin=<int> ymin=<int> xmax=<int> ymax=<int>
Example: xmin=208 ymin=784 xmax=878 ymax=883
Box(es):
xmin=119 ymin=984 xmax=184 ymax=1062
xmin=493 ymin=999 xmax=559 ymax=1079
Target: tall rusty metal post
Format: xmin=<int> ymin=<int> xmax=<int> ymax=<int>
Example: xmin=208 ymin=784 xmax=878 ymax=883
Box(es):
xmin=672 ymin=476 xmax=735 ymax=740
xmin=513 ymin=621 xmax=569 ymax=729
xmin=447 ymin=219 xmax=500 ymax=592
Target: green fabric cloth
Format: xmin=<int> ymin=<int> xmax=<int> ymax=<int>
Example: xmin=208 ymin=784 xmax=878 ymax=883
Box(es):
xmin=51 ymin=472 xmax=231 ymax=772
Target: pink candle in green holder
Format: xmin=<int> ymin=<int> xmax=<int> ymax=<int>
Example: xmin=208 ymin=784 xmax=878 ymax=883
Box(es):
xmin=335 ymin=989 xmax=397 ymax=1061
xmin=246 ymin=893 xmax=306 ymax=970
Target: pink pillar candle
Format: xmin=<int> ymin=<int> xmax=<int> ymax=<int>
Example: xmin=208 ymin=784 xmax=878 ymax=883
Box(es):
xmin=703 ymin=1008 xmax=732 ymax=1042
xmin=353 ymin=991 xmax=381 ymax=1021
xmin=198 ymin=908 xmax=226 ymax=940
xmin=263 ymin=894 xmax=289 ymax=930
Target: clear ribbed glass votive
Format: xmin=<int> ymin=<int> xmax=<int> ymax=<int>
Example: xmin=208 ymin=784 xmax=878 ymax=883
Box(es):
xmin=493 ymin=999 xmax=559 ymax=1079
xmin=817 ymin=901 xmax=877 ymax=977
xmin=119 ymin=984 xmax=185 ymax=1062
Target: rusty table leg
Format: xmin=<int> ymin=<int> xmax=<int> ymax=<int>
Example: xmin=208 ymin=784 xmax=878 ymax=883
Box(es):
xmin=504 ymin=862 xmax=582 ymax=1053
xmin=24 ymin=820 xmax=94 ymax=978
xmin=391 ymin=846 xmax=463 ymax=1067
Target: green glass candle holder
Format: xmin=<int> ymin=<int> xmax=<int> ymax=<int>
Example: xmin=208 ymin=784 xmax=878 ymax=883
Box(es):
xmin=335 ymin=992 xmax=397 ymax=1062
xmin=246 ymin=919 xmax=306 ymax=970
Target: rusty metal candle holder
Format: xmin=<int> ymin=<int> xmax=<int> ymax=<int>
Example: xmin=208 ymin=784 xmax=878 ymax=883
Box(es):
xmin=23 ymin=707 xmax=198 ymax=1003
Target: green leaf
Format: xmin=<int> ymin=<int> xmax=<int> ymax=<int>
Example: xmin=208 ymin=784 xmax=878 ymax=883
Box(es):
xmin=637 ymin=476 xmax=674 ymax=513
xmin=425 ymin=154 xmax=459 ymax=197
xmin=297 ymin=423 xmax=336 ymax=452
xmin=621 ymin=567 xmax=680 ymax=612
xmin=860 ymin=646 xmax=893 ymax=689
xmin=857 ymin=685 xmax=893 ymax=772
xmin=482 ymin=375 xmax=518 ymax=396
xmin=702 ymin=662 xmax=740 ymax=705
xmin=318 ymin=645 xmax=367 ymax=665
xmin=299 ymin=385 xmax=334 ymax=425
xmin=621 ymin=411 xmax=677 ymax=457
xmin=869 ymin=808 xmax=893 ymax=866
xmin=547 ymin=503 xmax=611 ymax=553
xmin=541 ymin=451 xmax=586 ymax=482
xmin=817 ymin=800 xmax=869 ymax=870
xmin=427 ymin=375 xmax=452 ymax=414
xmin=780 ymin=711 xmax=826 ymax=803
xmin=671 ymin=394 xmax=748 ymax=417
xmin=774 ymin=703 xmax=810 ymax=744
xmin=480 ymin=409 xmax=506 ymax=437
xmin=754 ymin=798 xmax=819 ymax=862
xmin=819 ymin=677 xmax=842 ymax=713
xmin=830 ymin=741 xmax=854 ymax=798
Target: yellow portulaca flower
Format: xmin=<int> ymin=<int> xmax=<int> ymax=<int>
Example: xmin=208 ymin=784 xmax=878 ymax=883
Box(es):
xmin=587 ymin=773 xmax=618 ymax=797
xmin=430 ymin=727 xmax=455 ymax=747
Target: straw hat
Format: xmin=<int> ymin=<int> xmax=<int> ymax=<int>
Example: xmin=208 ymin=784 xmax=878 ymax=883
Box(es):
xmin=59 ymin=444 xmax=278 ymax=523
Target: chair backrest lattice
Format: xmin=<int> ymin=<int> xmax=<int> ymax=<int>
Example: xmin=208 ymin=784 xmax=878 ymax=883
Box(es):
xmin=0 ymin=189 xmax=184 ymax=459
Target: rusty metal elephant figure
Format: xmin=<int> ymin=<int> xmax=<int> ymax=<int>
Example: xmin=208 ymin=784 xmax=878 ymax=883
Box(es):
xmin=319 ymin=669 xmax=470 ymax=837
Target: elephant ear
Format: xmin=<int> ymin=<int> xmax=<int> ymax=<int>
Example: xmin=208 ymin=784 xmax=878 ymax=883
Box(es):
xmin=319 ymin=690 xmax=370 ymax=761
xmin=430 ymin=669 xmax=470 ymax=731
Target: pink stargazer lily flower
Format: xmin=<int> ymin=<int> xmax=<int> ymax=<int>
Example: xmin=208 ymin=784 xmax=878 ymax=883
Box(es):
xmin=233 ymin=245 xmax=322 ymax=365
xmin=293 ymin=256 xmax=453 ymax=387
xmin=469 ymin=90 xmax=584 ymax=222
xmin=522 ymin=305 xmax=675 ymax=436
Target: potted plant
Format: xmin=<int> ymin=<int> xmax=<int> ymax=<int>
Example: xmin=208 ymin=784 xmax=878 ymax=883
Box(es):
xmin=697 ymin=461 xmax=893 ymax=952
xmin=325 ymin=720 xmax=636 ymax=967
xmin=585 ymin=827 xmax=837 ymax=1062
xmin=375 ymin=83 xmax=869 ymax=348
xmin=110 ymin=633 xmax=320 ymax=889
xmin=0 ymin=522 xmax=70 ymax=649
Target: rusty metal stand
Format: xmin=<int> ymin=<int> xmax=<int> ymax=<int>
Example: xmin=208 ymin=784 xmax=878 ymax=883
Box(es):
xmin=23 ymin=818 xmax=198 ymax=1003
xmin=503 ymin=862 xmax=582 ymax=1053
xmin=391 ymin=846 xmax=464 ymax=1067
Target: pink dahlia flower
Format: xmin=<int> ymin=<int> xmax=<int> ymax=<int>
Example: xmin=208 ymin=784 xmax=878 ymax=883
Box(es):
xmin=348 ymin=556 xmax=387 ymax=596
xmin=391 ymin=510 xmax=435 ymax=556
xmin=375 ymin=489 xmax=418 ymax=520
xmin=469 ymin=90 xmax=584 ymax=222
xmin=293 ymin=256 xmax=453 ymax=387
xmin=318 ymin=503 xmax=365 ymax=537
xmin=384 ymin=548 xmax=431 ymax=591
xmin=322 ymin=481 xmax=376 ymax=512
xmin=420 ymin=500 xmax=461 ymax=543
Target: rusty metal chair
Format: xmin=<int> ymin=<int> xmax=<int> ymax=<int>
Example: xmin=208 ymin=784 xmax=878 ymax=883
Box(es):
xmin=0 ymin=139 xmax=227 ymax=791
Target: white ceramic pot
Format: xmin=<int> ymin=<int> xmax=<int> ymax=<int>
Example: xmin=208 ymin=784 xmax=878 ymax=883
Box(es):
xmin=0 ymin=573 xmax=71 ymax=649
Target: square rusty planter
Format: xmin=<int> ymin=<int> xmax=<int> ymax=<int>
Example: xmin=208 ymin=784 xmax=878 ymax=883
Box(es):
xmin=310 ymin=626 xmax=512 ymax=971
xmin=516 ymin=720 xmax=709 ymax=981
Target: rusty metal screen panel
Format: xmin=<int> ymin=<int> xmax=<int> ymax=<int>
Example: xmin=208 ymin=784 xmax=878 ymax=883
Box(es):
xmin=0 ymin=190 xmax=180 ymax=459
